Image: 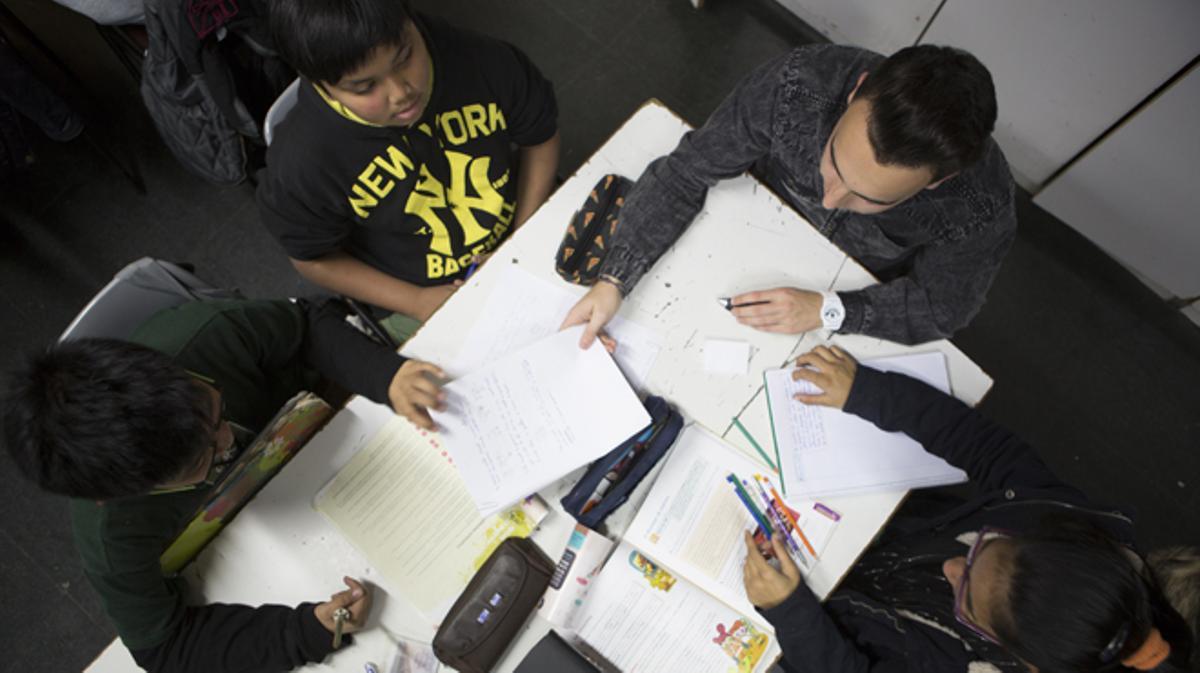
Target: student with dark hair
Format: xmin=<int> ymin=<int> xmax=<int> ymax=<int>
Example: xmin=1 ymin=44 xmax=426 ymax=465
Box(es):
xmin=258 ymin=0 xmax=560 ymax=331
xmin=563 ymin=45 xmax=1015 ymax=347
xmin=741 ymin=346 xmax=1194 ymax=672
xmin=1 ymin=298 xmax=448 ymax=672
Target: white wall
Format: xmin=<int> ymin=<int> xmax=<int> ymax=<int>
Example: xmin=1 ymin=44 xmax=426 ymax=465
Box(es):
xmin=1033 ymin=65 xmax=1200 ymax=299
xmin=774 ymin=0 xmax=942 ymax=55
xmin=918 ymin=0 xmax=1200 ymax=191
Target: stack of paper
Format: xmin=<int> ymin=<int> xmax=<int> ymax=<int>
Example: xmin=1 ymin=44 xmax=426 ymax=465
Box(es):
xmin=431 ymin=325 xmax=651 ymax=515
xmin=765 ymin=351 xmax=967 ymax=499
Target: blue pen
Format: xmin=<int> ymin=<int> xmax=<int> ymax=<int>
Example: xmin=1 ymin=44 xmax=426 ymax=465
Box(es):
xmin=464 ymin=260 xmax=480 ymax=280
xmin=727 ymin=474 xmax=772 ymax=537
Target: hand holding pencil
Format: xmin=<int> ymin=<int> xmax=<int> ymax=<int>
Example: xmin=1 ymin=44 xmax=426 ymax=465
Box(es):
xmin=742 ymin=531 xmax=801 ymax=609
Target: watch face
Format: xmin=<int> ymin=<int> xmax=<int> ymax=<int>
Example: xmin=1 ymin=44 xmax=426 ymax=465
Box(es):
xmin=824 ymin=308 xmax=842 ymax=320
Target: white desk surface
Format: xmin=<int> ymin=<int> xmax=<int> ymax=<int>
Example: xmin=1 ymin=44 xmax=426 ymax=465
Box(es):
xmin=88 ymin=101 xmax=991 ymax=673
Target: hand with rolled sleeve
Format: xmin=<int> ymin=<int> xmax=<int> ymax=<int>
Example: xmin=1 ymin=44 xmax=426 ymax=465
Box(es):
xmin=730 ymin=287 xmax=824 ymax=333
xmin=789 ymin=345 xmax=857 ymax=409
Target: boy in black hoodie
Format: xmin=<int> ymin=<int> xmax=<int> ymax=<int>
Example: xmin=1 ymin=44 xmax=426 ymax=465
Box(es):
xmin=258 ymin=0 xmax=559 ymax=323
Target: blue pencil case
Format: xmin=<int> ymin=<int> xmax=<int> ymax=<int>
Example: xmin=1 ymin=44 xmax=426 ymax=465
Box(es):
xmin=560 ymin=396 xmax=682 ymax=530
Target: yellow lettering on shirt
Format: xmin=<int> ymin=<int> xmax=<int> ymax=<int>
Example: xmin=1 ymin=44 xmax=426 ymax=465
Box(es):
xmin=407 ymin=164 xmax=453 ymax=255
xmin=426 ymin=254 xmax=443 ymax=279
xmin=488 ymin=103 xmax=507 ymax=133
xmin=358 ymin=163 xmax=394 ymax=199
xmin=463 ymin=104 xmax=489 ymax=139
xmin=341 ymin=101 xmax=517 ymax=266
xmin=349 ymin=184 xmax=379 ymax=219
xmin=373 ymin=145 xmax=414 ymax=180
xmin=440 ymin=110 xmax=468 ymax=145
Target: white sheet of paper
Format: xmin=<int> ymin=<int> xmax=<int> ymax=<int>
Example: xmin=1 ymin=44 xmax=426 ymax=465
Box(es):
xmin=454 ymin=265 xmax=663 ymax=390
xmin=431 ymin=325 xmax=651 ymax=515
xmin=766 ymin=351 xmax=968 ymax=499
xmin=703 ymin=338 xmax=751 ymax=375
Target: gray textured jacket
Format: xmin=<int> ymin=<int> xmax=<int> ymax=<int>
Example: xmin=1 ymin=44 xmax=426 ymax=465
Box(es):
xmin=601 ymin=45 xmax=1016 ymax=344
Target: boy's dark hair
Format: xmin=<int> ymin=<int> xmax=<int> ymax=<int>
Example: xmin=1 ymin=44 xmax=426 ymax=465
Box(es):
xmin=855 ymin=45 xmax=997 ymax=180
xmin=1 ymin=339 xmax=212 ymax=500
xmin=269 ymin=0 xmax=415 ymax=84
xmin=993 ymin=518 xmax=1194 ymax=673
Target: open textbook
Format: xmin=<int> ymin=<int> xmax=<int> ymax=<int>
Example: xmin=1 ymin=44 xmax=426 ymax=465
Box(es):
xmin=568 ymin=425 xmax=841 ymax=673
xmin=430 ymin=325 xmax=651 ymax=515
xmin=765 ymin=351 xmax=967 ymax=499
xmin=314 ymin=412 xmax=549 ymax=622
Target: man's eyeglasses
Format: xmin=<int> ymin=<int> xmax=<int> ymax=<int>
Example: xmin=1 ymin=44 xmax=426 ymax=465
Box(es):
xmin=952 ymin=526 xmax=1014 ymax=644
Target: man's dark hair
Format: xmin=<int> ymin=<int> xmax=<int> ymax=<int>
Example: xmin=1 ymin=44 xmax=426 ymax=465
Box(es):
xmin=993 ymin=517 xmax=1194 ymax=673
xmin=269 ymin=0 xmax=415 ymax=85
xmin=1 ymin=339 xmax=212 ymax=500
xmin=855 ymin=45 xmax=997 ymax=180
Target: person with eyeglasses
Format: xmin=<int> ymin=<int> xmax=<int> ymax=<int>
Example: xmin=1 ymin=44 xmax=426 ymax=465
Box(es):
xmin=563 ymin=44 xmax=1015 ymax=349
xmin=0 ymin=298 xmax=449 ymax=672
xmin=741 ymin=346 xmax=1194 ymax=673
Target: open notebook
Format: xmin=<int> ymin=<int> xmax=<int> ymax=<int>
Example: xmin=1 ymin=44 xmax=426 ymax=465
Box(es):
xmin=313 ymin=410 xmax=549 ymax=622
xmin=765 ymin=351 xmax=967 ymax=500
xmin=567 ymin=425 xmax=840 ymax=673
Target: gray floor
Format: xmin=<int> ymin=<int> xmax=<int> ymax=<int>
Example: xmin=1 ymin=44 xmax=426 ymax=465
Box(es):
xmin=1 ymin=1 xmax=1197 ymax=671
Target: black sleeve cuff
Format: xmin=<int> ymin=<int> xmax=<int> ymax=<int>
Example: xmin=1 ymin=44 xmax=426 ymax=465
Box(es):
xmin=299 ymin=297 xmax=407 ymax=405
xmin=757 ymin=583 xmax=823 ymax=635
xmin=298 ymin=602 xmax=341 ymax=660
xmin=836 ymin=290 xmax=869 ymax=335
xmin=841 ymin=364 xmax=888 ymax=422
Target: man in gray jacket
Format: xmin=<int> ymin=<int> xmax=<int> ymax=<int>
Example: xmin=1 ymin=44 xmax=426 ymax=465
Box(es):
xmin=563 ymin=44 xmax=1015 ymax=346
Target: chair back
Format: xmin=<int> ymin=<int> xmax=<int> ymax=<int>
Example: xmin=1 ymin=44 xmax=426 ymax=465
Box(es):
xmin=263 ymin=78 xmax=301 ymax=146
xmin=60 ymin=258 xmax=242 ymax=342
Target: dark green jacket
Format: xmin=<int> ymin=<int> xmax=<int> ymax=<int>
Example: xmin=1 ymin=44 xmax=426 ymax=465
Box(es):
xmin=71 ymin=299 xmax=403 ymax=672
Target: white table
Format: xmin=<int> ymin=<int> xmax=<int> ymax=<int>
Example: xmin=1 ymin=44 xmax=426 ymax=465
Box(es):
xmin=88 ymin=101 xmax=991 ymax=673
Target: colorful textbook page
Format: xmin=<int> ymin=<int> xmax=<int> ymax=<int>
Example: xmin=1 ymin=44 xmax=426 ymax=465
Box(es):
xmin=314 ymin=415 xmax=549 ymax=622
xmin=573 ymin=541 xmax=773 ymax=673
xmin=570 ymin=425 xmax=842 ymax=673
xmin=765 ymin=351 xmax=967 ymax=499
xmin=160 ymin=392 xmax=333 ymax=574
xmin=621 ymin=425 xmax=838 ymax=610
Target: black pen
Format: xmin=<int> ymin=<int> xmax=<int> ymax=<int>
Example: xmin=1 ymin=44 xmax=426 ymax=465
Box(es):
xmin=718 ymin=297 xmax=771 ymax=311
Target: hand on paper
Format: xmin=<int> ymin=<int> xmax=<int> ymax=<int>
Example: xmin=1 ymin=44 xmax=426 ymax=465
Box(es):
xmin=730 ymin=287 xmax=822 ymax=334
xmin=742 ymin=531 xmax=801 ymax=609
xmin=314 ymin=576 xmax=371 ymax=643
xmin=388 ymin=360 xmax=447 ymax=430
xmin=412 ymin=282 xmax=461 ymax=322
xmin=791 ymin=345 xmax=857 ymax=409
xmin=560 ymin=279 xmax=623 ymax=348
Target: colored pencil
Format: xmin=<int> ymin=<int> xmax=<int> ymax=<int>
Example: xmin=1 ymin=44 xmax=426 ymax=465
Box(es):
xmin=727 ymin=473 xmax=772 ymax=537
xmin=746 ymin=476 xmax=802 ymax=557
xmin=758 ymin=475 xmax=817 ymax=558
xmin=732 ymin=417 xmax=777 ymax=473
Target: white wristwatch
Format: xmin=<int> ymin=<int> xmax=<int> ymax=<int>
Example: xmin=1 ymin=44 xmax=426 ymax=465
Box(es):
xmin=819 ymin=292 xmax=846 ymax=331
